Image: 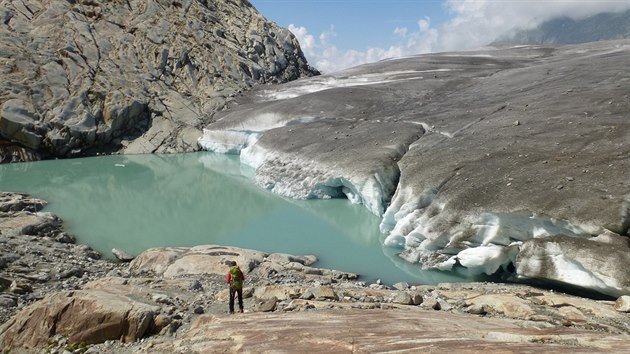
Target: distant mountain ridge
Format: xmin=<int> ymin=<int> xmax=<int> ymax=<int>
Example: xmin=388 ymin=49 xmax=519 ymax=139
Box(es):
xmin=492 ymin=9 xmax=630 ymax=45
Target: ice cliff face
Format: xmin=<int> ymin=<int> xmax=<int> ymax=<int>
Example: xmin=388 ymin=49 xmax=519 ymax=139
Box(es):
xmin=199 ymin=40 xmax=630 ymax=297
xmin=0 ymin=0 xmax=318 ymax=162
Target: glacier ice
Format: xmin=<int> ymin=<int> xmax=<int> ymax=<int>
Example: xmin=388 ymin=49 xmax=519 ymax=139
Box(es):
xmin=198 ymin=129 xmax=260 ymax=154
xmin=455 ymin=244 xmax=518 ymax=275
xmin=256 ymin=70 xmax=448 ymax=101
xmin=379 ymin=177 xmax=607 ymax=278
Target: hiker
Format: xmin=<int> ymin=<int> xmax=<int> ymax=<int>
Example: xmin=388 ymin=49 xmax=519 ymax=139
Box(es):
xmin=226 ymin=260 xmax=245 ymax=314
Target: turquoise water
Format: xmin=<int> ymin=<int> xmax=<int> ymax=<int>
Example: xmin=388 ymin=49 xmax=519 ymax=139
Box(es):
xmin=0 ymin=152 xmax=470 ymax=285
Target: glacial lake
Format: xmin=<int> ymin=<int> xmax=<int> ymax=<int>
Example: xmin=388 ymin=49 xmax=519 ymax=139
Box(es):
xmin=0 ymin=152 xmax=472 ymax=285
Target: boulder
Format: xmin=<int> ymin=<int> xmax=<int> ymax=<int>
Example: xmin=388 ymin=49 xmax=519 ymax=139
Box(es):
xmin=0 ymin=289 xmax=159 ymax=349
xmin=264 ymin=253 xmax=318 ymax=266
xmin=0 ymin=211 xmax=61 ymax=238
xmin=130 ymin=245 xmax=267 ymax=277
xmin=253 ymin=286 xmax=304 ymax=301
xmin=410 ymin=292 xmax=424 ymax=306
xmin=0 ymin=192 xmax=46 ymax=213
xmin=311 ymin=286 xmax=338 ymax=301
xmin=392 ymin=291 xmax=414 ymax=305
xmin=465 ymin=294 xmax=535 ymax=319
xmin=112 ymin=248 xmax=135 ymax=262
xmin=422 ymin=298 xmax=442 ymax=311
xmin=393 ymin=282 xmax=410 ymax=291
xmin=0 ymin=295 xmax=17 ymax=308
xmin=614 ymin=296 xmax=630 ymax=313
xmin=256 ymin=297 xmax=278 ymax=312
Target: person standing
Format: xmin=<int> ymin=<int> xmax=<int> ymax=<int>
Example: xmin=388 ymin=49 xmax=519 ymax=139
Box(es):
xmin=226 ymin=260 xmax=245 ymax=314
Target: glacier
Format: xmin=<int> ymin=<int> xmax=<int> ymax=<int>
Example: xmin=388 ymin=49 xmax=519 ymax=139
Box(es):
xmin=198 ymin=41 xmax=630 ymax=298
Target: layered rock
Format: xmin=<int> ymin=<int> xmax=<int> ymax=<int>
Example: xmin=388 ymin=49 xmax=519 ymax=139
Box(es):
xmin=0 ymin=289 xmax=159 ymax=348
xmin=198 ymin=40 xmax=630 ymax=297
xmin=0 ymin=0 xmax=318 ymax=162
xmin=150 ymin=308 xmax=630 ymax=353
xmin=0 ymin=192 xmax=126 ymax=324
xmin=129 ymin=244 xmax=354 ymax=281
xmin=3 ymin=201 xmax=630 ymax=352
xmin=4 ymin=258 xmax=630 ymax=352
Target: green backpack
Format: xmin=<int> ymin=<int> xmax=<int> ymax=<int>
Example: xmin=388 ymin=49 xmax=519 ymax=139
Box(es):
xmin=229 ymin=265 xmax=243 ymax=290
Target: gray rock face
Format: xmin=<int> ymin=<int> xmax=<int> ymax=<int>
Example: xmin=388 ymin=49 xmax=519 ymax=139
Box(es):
xmin=493 ymin=9 xmax=630 ymax=46
xmin=0 ymin=289 xmax=159 ymax=348
xmin=198 ymin=40 xmax=630 ymax=297
xmin=0 ymin=0 xmax=318 ymax=162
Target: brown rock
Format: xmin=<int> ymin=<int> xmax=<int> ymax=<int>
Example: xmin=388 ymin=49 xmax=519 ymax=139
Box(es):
xmin=253 ymin=286 xmax=304 ymax=301
xmin=410 ymin=292 xmax=424 ymax=305
xmin=392 ymin=291 xmax=413 ymax=305
xmin=614 ymin=295 xmax=630 ymax=312
xmin=130 ymin=245 xmax=267 ymax=277
xmin=311 ymin=286 xmax=338 ymax=301
xmin=465 ymin=294 xmax=535 ymax=318
xmin=422 ymin=298 xmax=441 ymax=310
xmin=153 ymin=314 xmax=172 ymax=333
xmin=9 ymin=279 xmax=32 ymax=294
xmin=256 ymin=297 xmax=278 ymax=312
xmin=151 ymin=309 xmax=630 ymax=353
xmin=0 ymin=290 xmax=159 ymax=349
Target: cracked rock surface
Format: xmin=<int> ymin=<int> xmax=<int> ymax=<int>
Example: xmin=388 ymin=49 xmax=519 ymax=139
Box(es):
xmin=2 ymin=192 xmax=630 ymax=353
xmin=0 ymin=0 xmax=318 ymax=162
xmin=199 ymin=40 xmax=630 ymax=297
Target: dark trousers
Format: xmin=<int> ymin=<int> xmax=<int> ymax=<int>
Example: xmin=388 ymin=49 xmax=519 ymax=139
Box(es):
xmin=229 ymin=287 xmax=243 ymax=313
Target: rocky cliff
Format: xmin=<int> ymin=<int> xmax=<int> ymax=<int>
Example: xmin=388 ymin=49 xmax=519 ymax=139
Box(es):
xmin=0 ymin=0 xmax=318 ymax=162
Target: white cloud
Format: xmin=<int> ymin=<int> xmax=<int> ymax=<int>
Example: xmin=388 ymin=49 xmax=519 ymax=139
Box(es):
xmin=289 ymin=1 xmax=630 ymax=73
xmin=394 ymin=27 xmax=408 ymax=37
xmin=418 ymin=18 xmax=431 ymax=32
xmin=287 ymin=24 xmax=316 ymax=55
xmin=319 ymin=25 xmax=336 ymax=45
xmin=435 ymin=0 xmax=630 ymax=51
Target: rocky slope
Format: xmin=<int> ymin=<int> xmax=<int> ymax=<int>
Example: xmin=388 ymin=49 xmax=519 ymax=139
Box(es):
xmin=1 ymin=193 xmax=630 ymax=353
xmin=198 ymin=40 xmax=630 ymax=298
xmin=0 ymin=0 xmax=318 ymax=162
xmin=493 ymin=9 xmax=630 ymax=46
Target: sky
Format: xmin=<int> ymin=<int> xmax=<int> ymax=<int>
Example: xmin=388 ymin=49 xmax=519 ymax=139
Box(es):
xmin=249 ymin=0 xmax=630 ymax=73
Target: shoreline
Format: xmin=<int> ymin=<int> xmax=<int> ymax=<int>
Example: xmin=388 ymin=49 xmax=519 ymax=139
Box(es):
xmin=2 ymin=191 xmax=630 ymax=352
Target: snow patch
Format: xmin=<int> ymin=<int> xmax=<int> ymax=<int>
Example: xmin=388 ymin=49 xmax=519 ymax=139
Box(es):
xmin=517 ymin=241 xmax=616 ymax=293
xmin=198 ymin=129 xmax=260 ymax=154
xmin=198 ymin=114 xmax=318 ymax=155
xmin=257 ymin=70 xmax=453 ymax=101
xmin=456 ymin=244 xmax=518 ymax=275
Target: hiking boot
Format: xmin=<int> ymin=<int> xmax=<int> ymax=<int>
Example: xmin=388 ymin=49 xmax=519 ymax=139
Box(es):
xmin=239 ymin=308 xmax=244 ymax=313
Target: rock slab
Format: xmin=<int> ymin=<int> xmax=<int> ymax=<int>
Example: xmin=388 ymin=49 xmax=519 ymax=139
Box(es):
xmin=0 ymin=289 xmax=159 ymax=349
